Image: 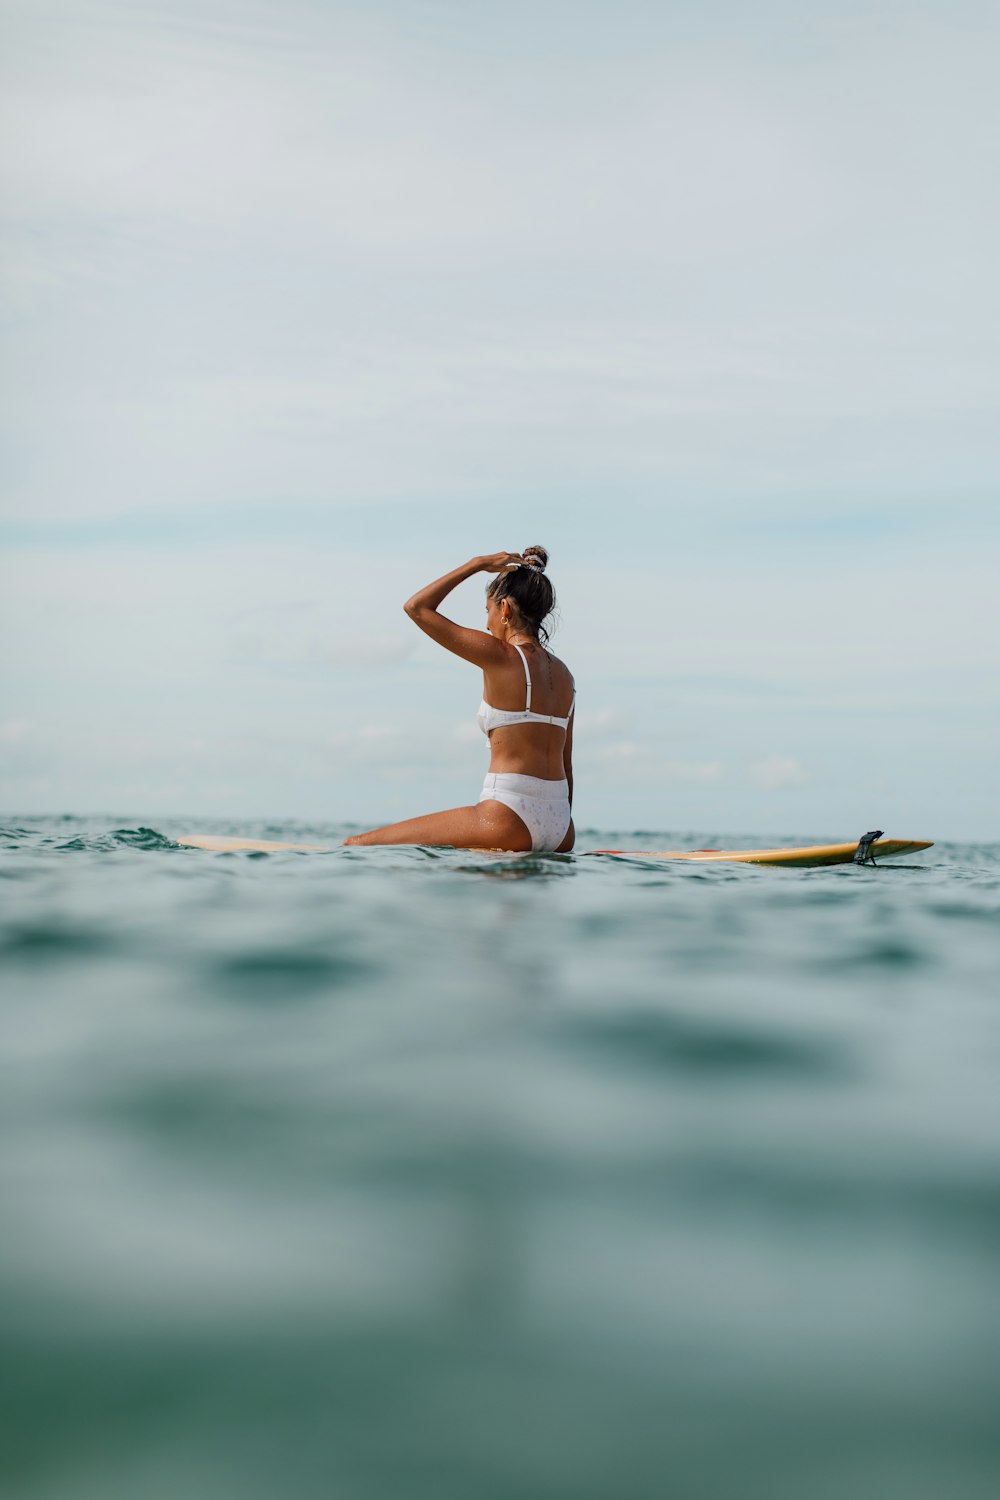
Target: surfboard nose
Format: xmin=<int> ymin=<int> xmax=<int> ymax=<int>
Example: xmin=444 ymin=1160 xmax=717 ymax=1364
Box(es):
xmin=176 ymin=834 xmax=330 ymax=853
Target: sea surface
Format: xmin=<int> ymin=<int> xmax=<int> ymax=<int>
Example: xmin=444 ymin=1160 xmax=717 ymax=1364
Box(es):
xmin=2 ymin=814 xmax=998 ymax=1500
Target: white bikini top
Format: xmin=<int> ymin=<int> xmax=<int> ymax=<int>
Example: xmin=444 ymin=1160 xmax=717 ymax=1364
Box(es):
xmin=477 ymin=642 xmax=576 ymax=737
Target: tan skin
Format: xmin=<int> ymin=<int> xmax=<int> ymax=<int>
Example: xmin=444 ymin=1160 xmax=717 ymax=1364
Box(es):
xmin=343 ymin=553 xmax=575 ymax=851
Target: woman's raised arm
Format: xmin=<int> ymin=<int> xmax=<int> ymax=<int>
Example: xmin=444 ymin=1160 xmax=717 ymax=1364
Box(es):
xmin=403 ymin=554 xmax=522 ymax=667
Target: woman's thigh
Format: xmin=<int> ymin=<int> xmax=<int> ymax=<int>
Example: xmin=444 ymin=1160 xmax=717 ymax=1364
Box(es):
xmin=344 ymin=800 xmax=532 ymax=850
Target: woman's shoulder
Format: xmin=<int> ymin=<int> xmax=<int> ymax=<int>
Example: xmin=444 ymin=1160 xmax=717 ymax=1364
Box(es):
xmin=502 ymin=640 xmax=573 ymax=688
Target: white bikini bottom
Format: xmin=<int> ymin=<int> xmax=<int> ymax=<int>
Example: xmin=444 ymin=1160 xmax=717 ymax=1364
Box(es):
xmin=479 ymin=772 xmax=572 ymax=853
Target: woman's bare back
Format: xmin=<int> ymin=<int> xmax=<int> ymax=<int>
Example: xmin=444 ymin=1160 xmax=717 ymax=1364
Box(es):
xmin=481 ymin=641 xmax=575 ymax=781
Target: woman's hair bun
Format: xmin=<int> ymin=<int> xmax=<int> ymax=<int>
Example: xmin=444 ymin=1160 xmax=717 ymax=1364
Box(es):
xmin=487 ymin=543 xmax=555 ymax=643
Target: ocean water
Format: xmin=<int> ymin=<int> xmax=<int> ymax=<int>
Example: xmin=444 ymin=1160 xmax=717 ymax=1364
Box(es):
xmin=1 ymin=814 xmax=998 ymax=1500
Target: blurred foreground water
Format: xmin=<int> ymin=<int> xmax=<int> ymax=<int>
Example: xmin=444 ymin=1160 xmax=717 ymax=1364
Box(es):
xmin=2 ymin=815 xmax=999 ymax=1500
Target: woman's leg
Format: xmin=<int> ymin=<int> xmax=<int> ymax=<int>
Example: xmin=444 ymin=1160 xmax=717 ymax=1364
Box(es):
xmin=344 ymin=800 xmax=532 ymax=850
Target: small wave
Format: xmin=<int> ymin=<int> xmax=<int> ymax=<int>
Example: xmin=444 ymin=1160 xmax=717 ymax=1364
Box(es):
xmin=561 ymin=1011 xmax=852 ymax=1082
xmin=212 ymin=947 xmax=371 ymax=1002
xmin=44 ymin=827 xmax=177 ymax=853
xmin=111 ymin=827 xmax=179 ymax=851
xmin=0 ymin=919 xmax=116 ymax=958
xmin=454 ymin=852 xmax=576 ymax=880
xmin=827 ymin=939 xmax=930 ymax=971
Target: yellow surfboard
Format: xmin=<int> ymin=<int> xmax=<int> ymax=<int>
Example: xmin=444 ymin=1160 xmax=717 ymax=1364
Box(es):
xmin=175 ymin=834 xmax=933 ymax=866
xmin=176 ymin=834 xmax=331 ymax=853
xmin=591 ymin=838 xmax=933 ymax=868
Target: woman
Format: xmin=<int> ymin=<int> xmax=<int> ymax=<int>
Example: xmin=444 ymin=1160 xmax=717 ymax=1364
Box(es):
xmin=344 ymin=546 xmax=575 ymax=852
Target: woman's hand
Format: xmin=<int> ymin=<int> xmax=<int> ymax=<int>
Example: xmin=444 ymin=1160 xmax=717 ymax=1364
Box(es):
xmin=478 ymin=552 xmax=523 ymax=574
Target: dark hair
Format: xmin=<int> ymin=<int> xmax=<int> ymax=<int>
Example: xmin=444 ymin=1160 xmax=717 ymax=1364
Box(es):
xmin=487 ymin=545 xmax=555 ymax=645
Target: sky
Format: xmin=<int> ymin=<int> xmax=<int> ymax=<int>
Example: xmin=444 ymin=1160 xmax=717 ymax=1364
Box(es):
xmin=1 ymin=0 xmax=998 ymax=838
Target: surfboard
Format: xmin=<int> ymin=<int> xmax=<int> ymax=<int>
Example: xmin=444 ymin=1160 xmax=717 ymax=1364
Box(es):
xmin=175 ymin=833 xmax=933 ymax=865
xmin=176 ymin=834 xmax=331 ymax=853
xmin=590 ymin=838 xmax=933 ymax=868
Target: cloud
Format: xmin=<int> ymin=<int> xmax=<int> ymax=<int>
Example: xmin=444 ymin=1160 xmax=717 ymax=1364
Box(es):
xmin=229 ymin=629 xmax=414 ymax=671
xmin=582 ymin=738 xmax=725 ymax=783
xmin=576 ymin=706 xmax=632 ymax=740
xmin=3 ymin=0 xmax=998 ymax=525
xmin=747 ymin=754 xmax=812 ymax=790
xmin=0 ymin=718 xmax=40 ymax=774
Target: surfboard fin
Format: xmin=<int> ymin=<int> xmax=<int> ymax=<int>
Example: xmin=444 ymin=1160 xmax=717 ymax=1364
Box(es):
xmin=853 ymin=829 xmax=884 ymax=866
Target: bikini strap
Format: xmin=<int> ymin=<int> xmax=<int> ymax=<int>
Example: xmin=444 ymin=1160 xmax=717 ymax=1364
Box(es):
xmin=510 ymin=642 xmax=531 ymax=709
